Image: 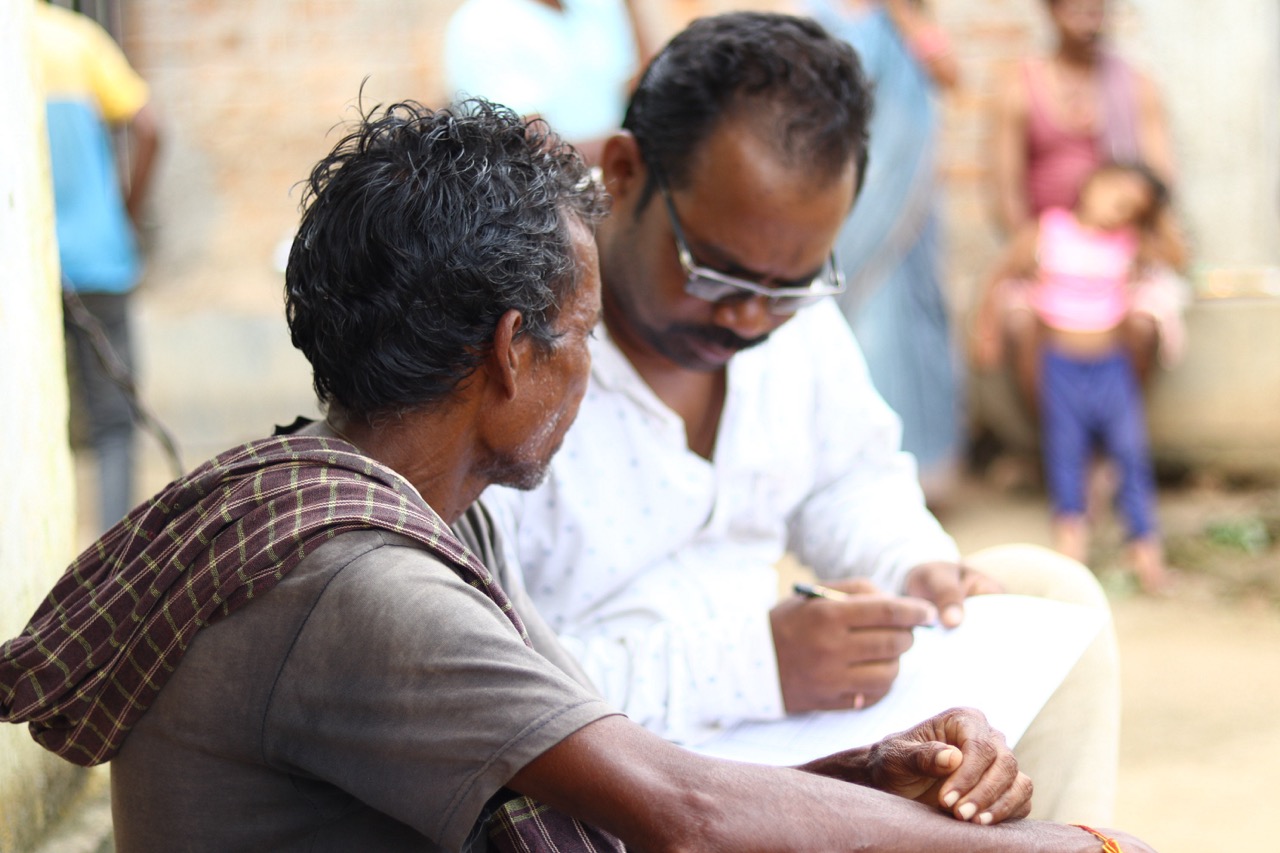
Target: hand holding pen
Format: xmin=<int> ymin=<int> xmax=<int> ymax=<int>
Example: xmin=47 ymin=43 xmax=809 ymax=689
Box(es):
xmin=769 ymin=577 xmax=939 ymax=715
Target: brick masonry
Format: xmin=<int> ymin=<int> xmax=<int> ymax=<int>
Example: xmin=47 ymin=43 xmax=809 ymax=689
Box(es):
xmin=101 ymin=0 xmax=1278 ymax=479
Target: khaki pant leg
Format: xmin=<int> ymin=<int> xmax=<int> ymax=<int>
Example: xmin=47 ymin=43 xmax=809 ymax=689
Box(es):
xmin=964 ymin=543 xmax=1119 ymax=825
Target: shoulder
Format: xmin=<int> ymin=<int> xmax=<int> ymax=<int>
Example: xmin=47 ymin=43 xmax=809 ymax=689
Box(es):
xmin=287 ymin=528 xmax=447 ymax=587
xmin=1105 ymin=53 xmax=1163 ymax=109
xmin=276 ymin=529 xmax=480 ymax=614
xmin=35 ymin=2 xmax=95 ymax=43
xmin=35 ymin=3 xmax=126 ymax=64
xmin=452 ymin=501 xmax=505 ymax=572
xmin=36 ymin=3 xmax=148 ymax=121
xmin=291 ymin=529 xmax=531 ymax=661
xmin=313 ymin=529 xmax=476 ymax=591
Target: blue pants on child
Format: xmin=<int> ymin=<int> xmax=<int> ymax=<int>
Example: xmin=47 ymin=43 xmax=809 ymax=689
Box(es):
xmin=1040 ymin=348 xmax=1157 ymax=540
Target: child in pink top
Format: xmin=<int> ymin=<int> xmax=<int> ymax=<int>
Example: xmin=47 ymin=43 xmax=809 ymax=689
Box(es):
xmin=975 ymin=162 xmax=1182 ymax=592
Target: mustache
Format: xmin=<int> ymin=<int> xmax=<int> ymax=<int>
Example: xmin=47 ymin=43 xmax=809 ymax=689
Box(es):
xmin=677 ymin=323 xmax=771 ymax=353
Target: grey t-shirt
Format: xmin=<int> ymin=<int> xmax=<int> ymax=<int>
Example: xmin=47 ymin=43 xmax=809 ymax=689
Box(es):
xmin=110 ymin=513 xmax=616 ymax=852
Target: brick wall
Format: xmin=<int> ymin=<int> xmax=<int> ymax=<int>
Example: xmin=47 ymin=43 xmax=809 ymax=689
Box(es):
xmin=934 ymin=0 xmax=1045 ymax=313
xmin=120 ymin=0 xmax=467 ymax=316
xmin=94 ymin=0 xmax=1277 ymax=489
xmin=87 ymin=1 xmax=1079 ymax=321
xmin=117 ymin=0 xmax=1279 ymax=316
xmin=118 ymin=1 xmax=809 ymax=320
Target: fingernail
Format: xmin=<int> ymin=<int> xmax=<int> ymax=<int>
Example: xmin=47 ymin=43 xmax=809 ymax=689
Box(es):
xmin=977 ymin=812 xmax=993 ymax=826
xmin=942 ymin=791 xmax=959 ymax=808
xmin=957 ymin=802 xmax=977 ymax=821
xmin=853 ymin=693 xmax=865 ymax=711
xmin=943 ymin=605 xmax=963 ymax=627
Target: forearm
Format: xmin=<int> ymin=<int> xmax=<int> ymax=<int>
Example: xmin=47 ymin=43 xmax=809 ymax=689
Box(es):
xmin=1136 ymin=74 xmax=1177 ymax=187
xmin=1148 ymin=212 xmax=1190 ymax=273
xmin=124 ymin=103 xmax=160 ymax=226
xmin=882 ymin=0 xmax=959 ymax=89
xmin=972 ymin=272 xmax=1006 ymax=335
xmin=995 ymin=191 xmax=1029 ymax=237
xmin=989 ymin=74 xmax=1030 ymax=235
xmin=977 ymin=228 xmax=1036 ymax=328
xmin=512 ymin=716 xmax=1114 ymax=852
xmin=990 ymin=134 xmax=1030 ymax=234
xmin=798 ymin=743 xmax=878 ymax=788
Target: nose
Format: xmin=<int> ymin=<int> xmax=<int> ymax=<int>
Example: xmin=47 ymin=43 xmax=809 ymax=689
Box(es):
xmin=711 ymin=295 xmax=781 ymax=340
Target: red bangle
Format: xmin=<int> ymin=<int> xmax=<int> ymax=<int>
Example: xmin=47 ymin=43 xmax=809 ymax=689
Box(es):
xmin=1073 ymin=825 xmax=1124 ymax=852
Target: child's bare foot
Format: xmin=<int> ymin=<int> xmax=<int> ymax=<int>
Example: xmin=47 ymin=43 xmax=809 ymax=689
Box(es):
xmin=1129 ymin=537 xmax=1172 ymax=595
xmin=1052 ymin=515 xmax=1089 ymax=563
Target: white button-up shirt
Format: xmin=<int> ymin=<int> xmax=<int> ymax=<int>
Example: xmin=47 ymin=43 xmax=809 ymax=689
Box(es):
xmin=482 ymin=299 xmax=959 ymax=743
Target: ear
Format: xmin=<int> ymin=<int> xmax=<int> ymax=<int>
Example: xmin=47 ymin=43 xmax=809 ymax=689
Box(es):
xmin=599 ymin=131 xmax=646 ymax=208
xmin=488 ymin=308 xmax=526 ymax=400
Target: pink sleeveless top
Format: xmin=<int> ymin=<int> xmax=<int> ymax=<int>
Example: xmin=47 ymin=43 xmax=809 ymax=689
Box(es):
xmin=1024 ymin=61 xmax=1104 ymax=215
xmin=1032 ymin=208 xmax=1138 ymax=332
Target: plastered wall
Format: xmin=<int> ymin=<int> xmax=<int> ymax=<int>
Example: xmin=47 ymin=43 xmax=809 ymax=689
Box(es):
xmin=0 ymin=3 xmax=83 ymax=851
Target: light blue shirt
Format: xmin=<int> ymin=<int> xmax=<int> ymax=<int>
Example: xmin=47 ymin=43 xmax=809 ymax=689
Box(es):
xmin=47 ymin=98 xmax=141 ymax=293
xmin=444 ymin=0 xmax=637 ymax=143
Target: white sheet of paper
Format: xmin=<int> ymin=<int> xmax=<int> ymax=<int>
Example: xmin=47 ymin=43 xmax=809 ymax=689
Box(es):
xmin=687 ymin=594 xmax=1105 ymax=766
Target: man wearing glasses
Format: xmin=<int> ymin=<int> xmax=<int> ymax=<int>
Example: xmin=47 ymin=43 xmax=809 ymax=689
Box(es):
xmin=483 ymin=11 xmax=1120 ymax=825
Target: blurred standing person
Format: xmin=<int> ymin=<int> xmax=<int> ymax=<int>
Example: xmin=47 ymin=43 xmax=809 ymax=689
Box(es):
xmin=975 ymin=162 xmax=1181 ymax=592
xmin=444 ymin=0 xmax=646 ymax=165
xmin=985 ymin=0 xmax=1187 ymax=412
xmin=35 ymin=0 xmax=161 ymax=531
xmin=809 ymin=0 xmax=962 ymax=507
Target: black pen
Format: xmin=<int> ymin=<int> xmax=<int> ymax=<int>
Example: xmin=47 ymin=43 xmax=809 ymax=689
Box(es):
xmin=792 ymin=581 xmax=940 ymax=628
xmin=792 ymin=581 xmax=850 ymax=601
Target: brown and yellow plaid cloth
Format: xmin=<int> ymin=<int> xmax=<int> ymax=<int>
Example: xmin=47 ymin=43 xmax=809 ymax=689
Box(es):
xmin=0 ymin=433 xmax=623 ymax=852
xmin=489 ymin=796 xmax=625 ymax=852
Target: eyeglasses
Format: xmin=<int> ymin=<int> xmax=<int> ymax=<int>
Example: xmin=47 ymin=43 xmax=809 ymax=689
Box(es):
xmin=656 ymin=182 xmax=845 ymax=316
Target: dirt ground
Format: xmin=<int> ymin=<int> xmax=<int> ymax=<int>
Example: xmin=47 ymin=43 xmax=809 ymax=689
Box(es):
xmin=943 ymin=471 xmax=1280 ymax=853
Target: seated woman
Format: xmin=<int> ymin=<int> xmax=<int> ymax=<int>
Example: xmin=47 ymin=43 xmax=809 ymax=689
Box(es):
xmin=985 ymin=0 xmax=1190 ymax=415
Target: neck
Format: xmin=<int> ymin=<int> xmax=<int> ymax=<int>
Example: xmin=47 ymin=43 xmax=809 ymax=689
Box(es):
xmin=601 ymin=300 xmax=684 ymax=384
xmin=599 ymin=297 xmax=727 ymax=461
xmin=599 ymin=288 xmax=726 ymax=391
xmin=1054 ymin=40 xmax=1101 ymax=70
xmin=326 ymin=408 xmax=486 ymax=525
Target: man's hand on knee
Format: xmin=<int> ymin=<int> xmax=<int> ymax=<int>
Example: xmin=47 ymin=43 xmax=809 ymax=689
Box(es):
xmin=905 ymin=562 xmax=1004 ymax=628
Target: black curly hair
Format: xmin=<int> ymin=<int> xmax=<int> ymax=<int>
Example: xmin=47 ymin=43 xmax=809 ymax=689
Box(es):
xmin=285 ymin=97 xmax=608 ymax=420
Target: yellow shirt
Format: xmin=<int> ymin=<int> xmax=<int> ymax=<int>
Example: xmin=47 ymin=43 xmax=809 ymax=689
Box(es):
xmin=35 ymin=1 xmax=149 ymax=123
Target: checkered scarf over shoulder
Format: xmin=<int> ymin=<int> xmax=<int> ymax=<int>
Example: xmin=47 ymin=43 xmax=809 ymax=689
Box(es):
xmin=0 ymin=434 xmax=528 ymax=765
xmin=1 ymin=434 xmax=624 ymax=851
